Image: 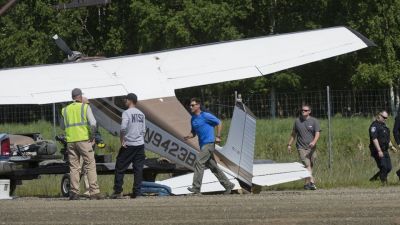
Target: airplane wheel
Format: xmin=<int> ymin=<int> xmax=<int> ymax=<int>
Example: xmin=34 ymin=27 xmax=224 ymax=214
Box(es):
xmin=61 ymin=173 xmax=70 ymax=197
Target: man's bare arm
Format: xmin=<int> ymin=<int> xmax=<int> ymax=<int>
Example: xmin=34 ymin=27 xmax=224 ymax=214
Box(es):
xmin=215 ymin=122 xmax=223 ymax=144
xmin=288 ymin=130 xmax=296 ymax=146
xmin=309 ymin=132 xmax=320 ymax=148
xmin=216 ymin=121 xmax=222 ymax=137
xmin=287 ymin=130 xmax=296 ymax=152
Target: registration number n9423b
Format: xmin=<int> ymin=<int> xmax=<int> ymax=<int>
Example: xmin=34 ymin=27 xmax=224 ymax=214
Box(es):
xmin=144 ymin=127 xmax=197 ymax=168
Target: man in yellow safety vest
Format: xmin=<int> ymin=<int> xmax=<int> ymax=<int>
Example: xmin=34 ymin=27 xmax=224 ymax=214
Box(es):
xmin=61 ymin=88 xmax=104 ymax=200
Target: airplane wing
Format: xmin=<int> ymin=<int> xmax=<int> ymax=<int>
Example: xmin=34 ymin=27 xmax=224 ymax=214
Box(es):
xmin=156 ymin=162 xmax=310 ymax=195
xmin=252 ymin=162 xmax=310 ymax=186
xmin=156 ymin=168 xmax=241 ymax=195
xmin=160 ymin=27 xmax=375 ymax=90
xmin=0 ymin=26 xmax=374 ymax=105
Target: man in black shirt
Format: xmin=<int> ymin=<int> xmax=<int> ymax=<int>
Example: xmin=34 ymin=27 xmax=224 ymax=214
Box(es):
xmin=369 ymin=110 xmax=392 ymax=184
xmin=392 ymin=110 xmax=400 ymax=179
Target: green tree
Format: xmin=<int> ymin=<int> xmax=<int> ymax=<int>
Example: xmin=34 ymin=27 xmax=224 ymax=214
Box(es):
xmin=2 ymin=0 xmax=399 ymax=99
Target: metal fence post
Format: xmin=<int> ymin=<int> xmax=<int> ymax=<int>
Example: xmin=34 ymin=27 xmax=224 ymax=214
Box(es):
xmin=270 ymin=87 xmax=276 ymax=119
xmin=52 ymin=103 xmax=56 ymax=141
xmin=327 ymin=86 xmax=333 ymax=170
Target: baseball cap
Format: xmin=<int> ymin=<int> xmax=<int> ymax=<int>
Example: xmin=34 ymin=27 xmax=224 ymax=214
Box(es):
xmin=71 ymin=88 xmax=83 ymax=98
xmin=125 ymin=93 xmax=138 ymax=103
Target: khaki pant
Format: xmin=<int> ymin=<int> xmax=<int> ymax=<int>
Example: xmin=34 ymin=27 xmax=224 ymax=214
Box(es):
xmin=68 ymin=141 xmax=100 ymax=195
xmin=79 ymin=158 xmax=90 ymax=195
xmin=192 ymin=143 xmax=231 ymax=191
xmin=298 ymin=148 xmax=317 ymax=168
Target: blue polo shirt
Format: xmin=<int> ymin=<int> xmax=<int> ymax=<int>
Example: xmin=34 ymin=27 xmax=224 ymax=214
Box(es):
xmin=191 ymin=111 xmax=220 ymax=149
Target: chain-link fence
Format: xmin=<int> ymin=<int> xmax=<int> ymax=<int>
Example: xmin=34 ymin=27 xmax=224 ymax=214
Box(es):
xmin=0 ymin=88 xmax=396 ymax=125
xmin=193 ymin=88 xmax=394 ymax=119
xmin=1 ymin=87 xmax=400 ymax=183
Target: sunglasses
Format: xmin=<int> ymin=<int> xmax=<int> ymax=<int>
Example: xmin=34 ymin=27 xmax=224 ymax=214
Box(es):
xmin=190 ymin=104 xmax=198 ymax=108
xmin=380 ymin=114 xmax=388 ymax=119
xmin=302 ymin=109 xmax=310 ymax=112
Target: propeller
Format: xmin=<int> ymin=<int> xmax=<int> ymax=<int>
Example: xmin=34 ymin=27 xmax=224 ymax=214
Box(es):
xmin=52 ymin=34 xmax=82 ymax=62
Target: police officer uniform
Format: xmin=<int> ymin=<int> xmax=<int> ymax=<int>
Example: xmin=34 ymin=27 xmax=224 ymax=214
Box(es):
xmin=392 ymin=113 xmax=400 ymax=179
xmin=369 ymin=120 xmax=392 ymax=183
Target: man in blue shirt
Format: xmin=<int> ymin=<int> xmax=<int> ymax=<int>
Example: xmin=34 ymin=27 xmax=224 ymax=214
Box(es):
xmin=184 ymin=98 xmax=235 ymax=194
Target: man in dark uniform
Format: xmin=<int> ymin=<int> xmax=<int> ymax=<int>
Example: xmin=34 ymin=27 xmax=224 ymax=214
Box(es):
xmin=392 ymin=110 xmax=400 ymax=179
xmin=369 ymin=110 xmax=392 ymax=184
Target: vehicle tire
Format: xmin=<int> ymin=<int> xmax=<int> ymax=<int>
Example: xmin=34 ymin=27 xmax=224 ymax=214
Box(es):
xmin=61 ymin=173 xmax=71 ymax=197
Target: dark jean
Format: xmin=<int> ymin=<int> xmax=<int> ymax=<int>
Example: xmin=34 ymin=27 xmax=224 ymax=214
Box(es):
xmin=372 ymin=151 xmax=392 ymax=182
xmin=113 ymin=145 xmax=145 ymax=196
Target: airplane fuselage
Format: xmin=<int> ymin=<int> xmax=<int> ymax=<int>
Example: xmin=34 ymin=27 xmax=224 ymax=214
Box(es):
xmin=90 ymin=96 xmax=200 ymax=171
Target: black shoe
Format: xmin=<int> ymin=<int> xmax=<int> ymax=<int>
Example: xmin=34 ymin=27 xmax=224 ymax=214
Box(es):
xmin=304 ymin=183 xmax=311 ymax=190
xmin=110 ymin=192 xmax=124 ymax=199
xmin=369 ymin=173 xmax=380 ymax=181
xmin=130 ymin=194 xmax=142 ymax=199
xmin=187 ymin=187 xmax=201 ymax=195
xmin=90 ymin=193 xmax=105 ymax=200
xmin=223 ymin=182 xmax=235 ymax=195
xmin=396 ymin=171 xmax=400 ymax=181
xmin=69 ymin=192 xmax=80 ymax=200
xmin=308 ymin=183 xmax=317 ymax=190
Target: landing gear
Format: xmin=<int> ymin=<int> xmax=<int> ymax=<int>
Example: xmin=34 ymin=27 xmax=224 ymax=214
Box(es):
xmin=9 ymin=179 xmax=18 ymax=196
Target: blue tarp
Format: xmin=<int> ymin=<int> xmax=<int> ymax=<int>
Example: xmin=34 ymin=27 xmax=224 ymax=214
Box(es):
xmin=141 ymin=181 xmax=172 ymax=196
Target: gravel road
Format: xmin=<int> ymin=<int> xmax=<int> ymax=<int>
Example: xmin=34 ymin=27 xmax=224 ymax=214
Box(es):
xmin=1 ymin=188 xmax=400 ymax=225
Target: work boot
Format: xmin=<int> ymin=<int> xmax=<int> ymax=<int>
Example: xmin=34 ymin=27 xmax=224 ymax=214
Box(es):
xmin=304 ymin=183 xmax=311 ymax=190
xmin=130 ymin=193 xmax=142 ymax=199
xmin=90 ymin=193 xmax=105 ymax=200
xmin=82 ymin=191 xmax=90 ymax=199
xmin=187 ymin=187 xmax=201 ymax=195
xmin=223 ymin=182 xmax=235 ymax=195
xmin=69 ymin=192 xmax=80 ymax=200
xmin=110 ymin=192 xmax=124 ymax=199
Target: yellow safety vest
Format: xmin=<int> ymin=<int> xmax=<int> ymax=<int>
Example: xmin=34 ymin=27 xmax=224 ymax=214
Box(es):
xmin=62 ymin=102 xmax=89 ymax=143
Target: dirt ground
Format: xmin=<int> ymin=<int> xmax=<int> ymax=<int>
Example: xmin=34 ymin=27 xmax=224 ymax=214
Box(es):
xmin=1 ymin=188 xmax=400 ymax=225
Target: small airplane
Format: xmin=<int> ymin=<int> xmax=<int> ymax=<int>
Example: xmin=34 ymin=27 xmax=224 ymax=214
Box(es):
xmin=0 ymin=26 xmax=374 ymax=194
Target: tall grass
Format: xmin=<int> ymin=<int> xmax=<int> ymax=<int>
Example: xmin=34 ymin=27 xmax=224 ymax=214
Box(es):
xmin=1 ymin=116 xmax=399 ymax=196
xmin=256 ymin=116 xmax=400 ymax=190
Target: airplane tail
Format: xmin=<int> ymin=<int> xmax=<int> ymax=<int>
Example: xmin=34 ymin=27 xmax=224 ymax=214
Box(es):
xmin=215 ymin=100 xmax=256 ymax=187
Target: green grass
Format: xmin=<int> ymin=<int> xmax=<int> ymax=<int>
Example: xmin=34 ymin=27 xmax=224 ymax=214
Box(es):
xmin=1 ymin=116 xmax=399 ymax=196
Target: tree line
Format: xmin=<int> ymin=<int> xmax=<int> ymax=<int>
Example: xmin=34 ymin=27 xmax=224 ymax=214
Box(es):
xmin=1 ymin=0 xmax=400 ymax=99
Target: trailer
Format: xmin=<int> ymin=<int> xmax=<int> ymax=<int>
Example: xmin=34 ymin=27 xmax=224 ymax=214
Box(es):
xmin=0 ymin=133 xmax=190 ymax=197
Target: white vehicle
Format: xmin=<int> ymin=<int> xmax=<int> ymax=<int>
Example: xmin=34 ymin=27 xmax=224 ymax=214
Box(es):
xmin=0 ymin=27 xmax=374 ymax=194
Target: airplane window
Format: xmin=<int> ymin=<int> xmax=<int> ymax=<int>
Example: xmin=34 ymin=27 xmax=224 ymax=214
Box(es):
xmin=114 ymin=96 xmax=127 ymax=110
